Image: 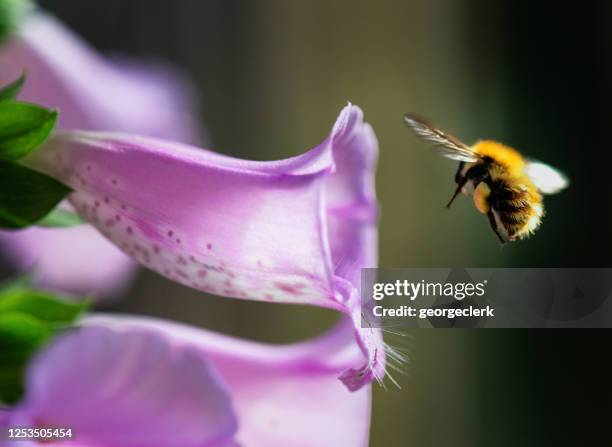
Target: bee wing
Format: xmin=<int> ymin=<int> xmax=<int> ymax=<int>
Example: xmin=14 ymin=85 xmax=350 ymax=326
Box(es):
xmin=403 ymin=113 xmax=479 ymax=162
xmin=525 ymin=160 xmax=569 ymax=194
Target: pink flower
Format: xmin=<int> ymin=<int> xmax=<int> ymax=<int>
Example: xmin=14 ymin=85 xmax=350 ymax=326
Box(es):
xmin=0 ymin=12 xmax=202 ymax=297
xmin=3 ymin=314 xmax=371 ymax=446
xmin=20 ymin=104 xmax=387 ymax=390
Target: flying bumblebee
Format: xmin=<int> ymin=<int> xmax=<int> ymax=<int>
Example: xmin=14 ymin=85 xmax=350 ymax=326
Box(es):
xmin=403 ymin=114 xmax=568 ymax=243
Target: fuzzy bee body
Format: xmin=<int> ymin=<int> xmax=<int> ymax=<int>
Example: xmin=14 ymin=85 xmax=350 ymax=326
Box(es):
xmin=403 ymin=114 xmax=568 ymax=243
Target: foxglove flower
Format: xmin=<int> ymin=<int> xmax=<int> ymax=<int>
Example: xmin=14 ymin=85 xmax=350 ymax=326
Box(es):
xmin=20 ymin=104 xmax=388 ymax=390
xmin=4 ymin=314 xmax=371 ymax=446
xmin=0 ymin=12 xmax=202 ymax=297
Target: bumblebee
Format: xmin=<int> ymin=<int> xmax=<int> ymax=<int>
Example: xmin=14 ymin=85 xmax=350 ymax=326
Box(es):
xmin=403 ymin=113 xmax=568 ymax=243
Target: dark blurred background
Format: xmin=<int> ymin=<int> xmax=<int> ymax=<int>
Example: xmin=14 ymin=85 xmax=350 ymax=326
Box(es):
xmin=31 ymin=1 xmax=612 ymax=445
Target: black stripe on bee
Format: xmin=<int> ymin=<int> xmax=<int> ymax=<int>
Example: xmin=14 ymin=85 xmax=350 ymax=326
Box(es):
xmin=487 ymin=179 xmax=531 ymax=230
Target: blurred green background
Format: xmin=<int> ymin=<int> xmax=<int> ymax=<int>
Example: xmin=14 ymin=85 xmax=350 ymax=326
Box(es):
xmin=28 ymin=0 xmax=612 ymax=445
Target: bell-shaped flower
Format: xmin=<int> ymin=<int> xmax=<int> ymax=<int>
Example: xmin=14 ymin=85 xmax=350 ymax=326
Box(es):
xmin=20 ymin=103 xmax=388 ymax=390
xmin=0 ymin=12 xmax=203 ymax=297
xmin=3 ymin=314 xmax=372 ymax=446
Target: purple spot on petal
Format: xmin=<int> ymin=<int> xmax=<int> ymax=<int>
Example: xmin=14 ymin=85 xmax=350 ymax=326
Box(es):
xmin=175 ymin=269 xmax=189 ymax=279
xmin=274 ymin=282 xmax=306 ymax=296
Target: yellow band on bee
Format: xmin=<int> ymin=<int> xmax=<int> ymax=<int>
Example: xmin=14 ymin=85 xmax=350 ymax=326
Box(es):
xmin=473 ymin=182 xmax=491 ymax=214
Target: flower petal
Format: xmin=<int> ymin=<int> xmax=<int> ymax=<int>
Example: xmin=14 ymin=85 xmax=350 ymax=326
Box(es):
xmin=325 ymin=109 xmax=379 ymax=286
xmin=84 ymin=314 xmax=372 ymax=447
xmin=8 ymin=324 xmax=238 ymax=447
xmin=22 ymin=104 xmax=386 ymax=389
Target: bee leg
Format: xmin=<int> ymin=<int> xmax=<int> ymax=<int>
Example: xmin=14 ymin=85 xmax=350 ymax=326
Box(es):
xmin=446 ymin=177 xmax=468 ymax=208
xmin=454 ymin=161 xmax=465 ymax=183
xmin=486 ymin=211 xmax=506 ymax=244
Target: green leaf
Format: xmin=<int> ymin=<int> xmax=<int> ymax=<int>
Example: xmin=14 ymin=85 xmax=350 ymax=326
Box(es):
xmin=0 ymin=161 xmax=71 ymax=229
xmin=0 ymin=312 xmax=51 ymax=404
xmin=37 ymin=207 xmax=85 ymax=228
xmin=0 ymin=72 xmax=26 ymax=102
xmin=0 ymin=100 xmax=58 ymax=161
xmin=0 ymin=287 xmax=87 ymax=327
xmin=0 ymin=282 xmax=87 ymax=404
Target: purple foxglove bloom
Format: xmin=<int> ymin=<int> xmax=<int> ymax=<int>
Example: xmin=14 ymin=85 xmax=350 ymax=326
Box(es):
xmin=0 ymin=12 xmax=202 ymax=297
xmin=20 ymin=104 xmax=387 ymax=390
xmin=4 ymin=314 xmax=371 ymax=446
